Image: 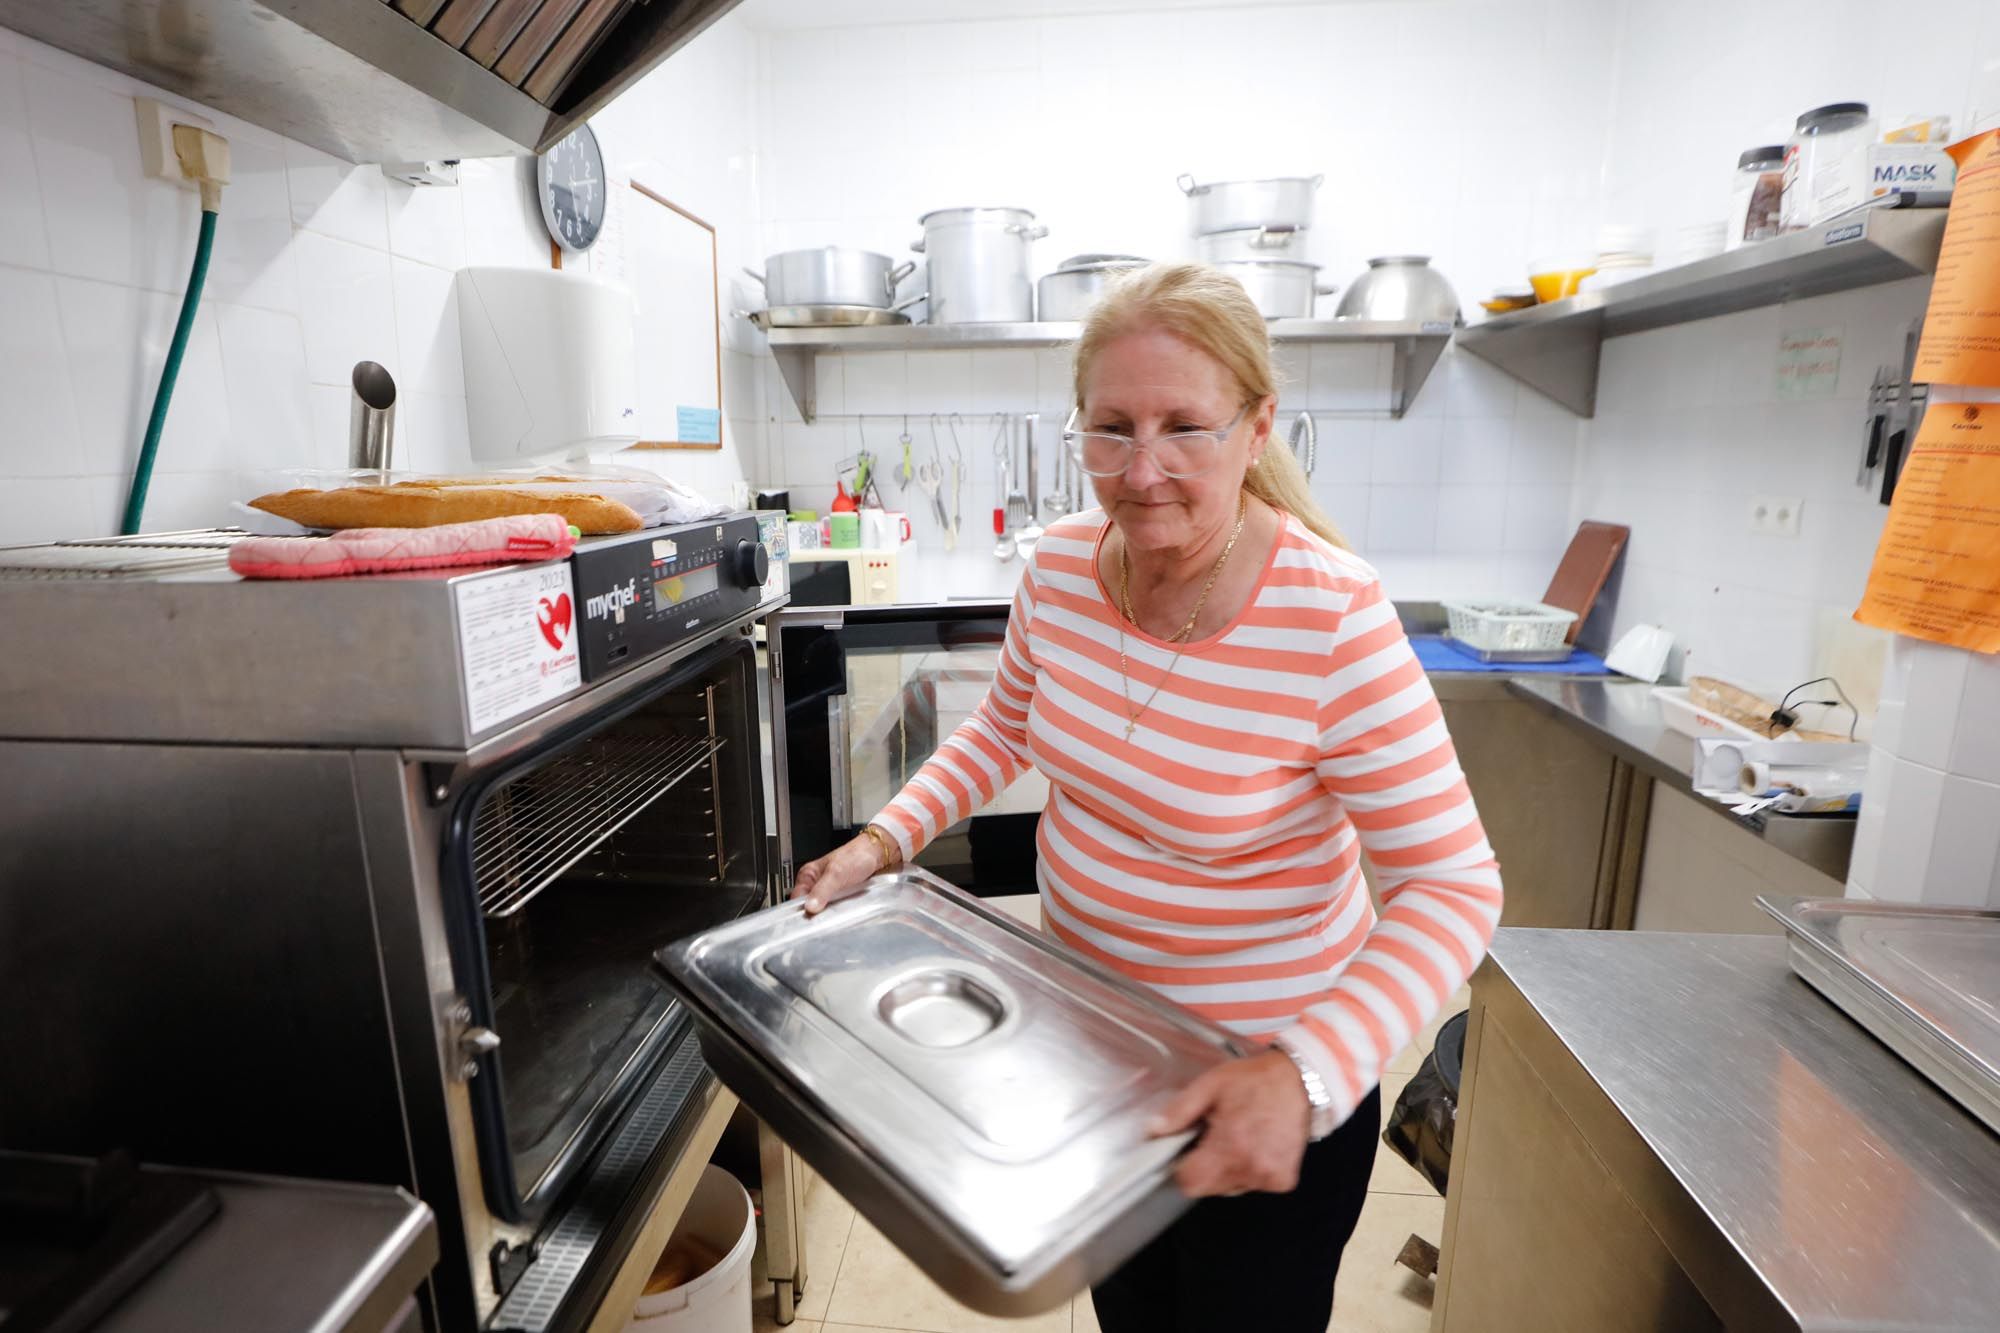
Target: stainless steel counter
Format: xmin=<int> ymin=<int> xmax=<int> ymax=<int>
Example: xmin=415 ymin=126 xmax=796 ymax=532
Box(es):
xmin=97 ymin=1170 xmax=436 ymax=1333
xmin=1504 ymin=676 xmax=1855 ymax=882
xmin=1436 ymin=928 xmax=2000 ymax=1331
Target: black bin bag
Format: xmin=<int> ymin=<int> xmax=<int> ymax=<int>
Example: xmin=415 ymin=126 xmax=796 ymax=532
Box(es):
xmin=1380 ymin=1010 xmax=1469 ymax=1196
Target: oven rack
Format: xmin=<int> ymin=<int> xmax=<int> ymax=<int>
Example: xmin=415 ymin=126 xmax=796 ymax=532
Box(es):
xmin=473 ymin=730 xmax=726 ymax=919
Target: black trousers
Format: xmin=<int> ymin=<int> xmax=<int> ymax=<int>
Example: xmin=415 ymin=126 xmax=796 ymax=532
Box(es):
xmin=1089 ymin=1086 xmax=1381 ymax=1333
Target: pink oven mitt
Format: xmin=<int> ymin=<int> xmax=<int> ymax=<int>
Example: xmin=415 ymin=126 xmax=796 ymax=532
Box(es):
xmin=228 ymin=514 xmax=578 ymax=580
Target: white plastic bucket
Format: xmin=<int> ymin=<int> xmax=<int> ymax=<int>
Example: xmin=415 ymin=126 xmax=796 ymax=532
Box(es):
xmin=627 ymin=1165 xmax=756 ymax=1333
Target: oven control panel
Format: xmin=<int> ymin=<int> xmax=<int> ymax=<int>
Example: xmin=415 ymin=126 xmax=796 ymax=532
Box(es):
xmin=570 ymin=514 xmax=767 ymax=680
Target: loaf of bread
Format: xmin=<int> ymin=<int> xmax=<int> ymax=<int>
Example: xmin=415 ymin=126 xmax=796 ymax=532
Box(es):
xmin=249 ymin=484 xmax=643 ymax=534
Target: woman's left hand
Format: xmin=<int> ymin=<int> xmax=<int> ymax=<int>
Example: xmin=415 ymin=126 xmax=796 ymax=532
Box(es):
xmin=1149 ymin=1048 xmax=1312 ymax=1198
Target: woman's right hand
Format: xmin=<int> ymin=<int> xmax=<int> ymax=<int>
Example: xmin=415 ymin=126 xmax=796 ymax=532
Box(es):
xmin=790 ymin=832 xmax=887 ymax=915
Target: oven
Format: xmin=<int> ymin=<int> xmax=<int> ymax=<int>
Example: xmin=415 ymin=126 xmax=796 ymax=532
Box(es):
xmin=769 ymin=600 xmax=1037 ymax=899
xmin=0 ymin=519 xmax=781 ymax=1331
xmin=786 ymin=547 xmax=901 ymax=607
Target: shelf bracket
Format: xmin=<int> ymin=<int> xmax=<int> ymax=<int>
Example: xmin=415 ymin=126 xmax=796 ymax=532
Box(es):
xmin=1390 ymin=334 xmax=1451 ymax=419
xmin=1459 ymin=311 xmax=1604 ymax=417
xmin=772 ymin=345 xmax=817 ymax=423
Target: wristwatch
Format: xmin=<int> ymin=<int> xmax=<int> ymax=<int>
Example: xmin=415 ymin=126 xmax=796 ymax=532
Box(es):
xmin=1276 ymin=1036 xmax=1338 ymax=1141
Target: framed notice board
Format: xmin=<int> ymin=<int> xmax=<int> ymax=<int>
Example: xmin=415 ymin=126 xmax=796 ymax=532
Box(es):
xmin=558 ymin=177 xmax=724 ymax=451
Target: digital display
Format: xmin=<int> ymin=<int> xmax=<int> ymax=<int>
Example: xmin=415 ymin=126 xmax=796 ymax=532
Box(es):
xmin=653 ymin=563 xmax=719 ymax=611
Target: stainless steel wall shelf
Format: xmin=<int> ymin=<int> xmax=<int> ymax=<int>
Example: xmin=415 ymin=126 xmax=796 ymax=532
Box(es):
xmin=759 ymin=319 xmax=1454 ymax=422
xmin=1455 ymin=208 xmax=1948 ymax=417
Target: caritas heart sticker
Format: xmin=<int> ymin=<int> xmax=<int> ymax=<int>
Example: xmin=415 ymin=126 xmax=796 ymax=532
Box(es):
xmin=536 ymin=593 xmax=574 ymax=649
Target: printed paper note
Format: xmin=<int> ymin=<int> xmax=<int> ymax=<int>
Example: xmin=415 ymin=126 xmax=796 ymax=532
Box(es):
xmin=1913 ymin=129 xmax=2000 ymax=386
xmin=1855 ymin=401 xmax=2000 ymax=652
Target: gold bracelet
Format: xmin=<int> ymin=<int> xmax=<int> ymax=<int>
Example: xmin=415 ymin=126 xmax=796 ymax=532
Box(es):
xmin=860 ymin=823 xmax=901 ymax=874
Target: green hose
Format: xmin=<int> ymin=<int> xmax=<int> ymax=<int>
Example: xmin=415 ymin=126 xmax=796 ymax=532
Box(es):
xmin=121 ymin=207 xmax=218 ymax=535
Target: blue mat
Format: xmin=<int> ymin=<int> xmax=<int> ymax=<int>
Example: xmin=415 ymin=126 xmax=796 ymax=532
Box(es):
xmin=1410 ymin=634 xmax=1614 ymax=675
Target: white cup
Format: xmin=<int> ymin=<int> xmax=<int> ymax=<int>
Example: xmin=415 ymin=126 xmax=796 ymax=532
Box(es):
xmin=861 ymin=509 xmax=911 ymax=547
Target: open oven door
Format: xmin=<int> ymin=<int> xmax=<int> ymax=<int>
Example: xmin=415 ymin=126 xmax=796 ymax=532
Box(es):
xmin=435 ymin=632 xmax=769 ymax=1327
xmin=767 ymin=601 xmax=1039 ymax=899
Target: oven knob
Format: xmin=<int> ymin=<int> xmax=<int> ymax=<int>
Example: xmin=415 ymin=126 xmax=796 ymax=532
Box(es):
xmin=733 ymin=538 xmax=769 ymax=587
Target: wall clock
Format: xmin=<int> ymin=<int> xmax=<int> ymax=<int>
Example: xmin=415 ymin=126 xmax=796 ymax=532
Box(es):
xmin=537 ymin=123 xmax=606 ymax=252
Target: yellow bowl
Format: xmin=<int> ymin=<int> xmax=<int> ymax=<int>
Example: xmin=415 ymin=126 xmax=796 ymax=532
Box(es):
xmin=1529 ymin=268 xmax=1595 ymax=303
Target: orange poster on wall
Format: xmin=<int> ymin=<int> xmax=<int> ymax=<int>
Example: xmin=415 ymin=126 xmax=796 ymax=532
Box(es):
xmin=1855 ymin=402 xmax=2000 ymax=652
xmin=1912 ymin=129 xmax=2000 ymax=386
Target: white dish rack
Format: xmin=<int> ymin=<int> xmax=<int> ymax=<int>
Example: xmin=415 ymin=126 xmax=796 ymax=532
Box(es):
xmin=1442 ymin=601 xmax=1578 ymax=654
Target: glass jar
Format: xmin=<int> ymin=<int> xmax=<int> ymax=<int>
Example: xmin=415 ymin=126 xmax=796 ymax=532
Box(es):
xmin=1728 ymin=145 xmax=1788 ymax=249
xmin=1781 ymin=102 xmax=1876 ymax=230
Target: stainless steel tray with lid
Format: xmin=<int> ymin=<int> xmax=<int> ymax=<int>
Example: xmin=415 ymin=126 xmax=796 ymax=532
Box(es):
xmin=652 ymin=867 xmax=1249 ymax=1315
xmin=1759 ymin=895 xmax=2000 ymax=1135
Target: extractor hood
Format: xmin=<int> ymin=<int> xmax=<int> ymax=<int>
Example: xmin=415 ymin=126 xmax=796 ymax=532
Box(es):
xmin=0 ymin=0 xmax=742 ymax=162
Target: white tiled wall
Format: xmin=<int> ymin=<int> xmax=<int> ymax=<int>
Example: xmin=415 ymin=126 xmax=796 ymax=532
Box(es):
xmin=0 ymin=28 xmax=528 ymax=541
xmin=584 ymin=14 xmax=769 ymax=501
xmin=0 ymin=15 xmax=764 ymax=545
xmin=1575 ymin=0 xmax=2000 ymax=699
xmin=1575 ymin=279 xmax=1927 ymax=699
xmin=1601 ymin=0 xmax=2000 ymax=235
xmin=748 ymin=0 xmax=1613 ymax=602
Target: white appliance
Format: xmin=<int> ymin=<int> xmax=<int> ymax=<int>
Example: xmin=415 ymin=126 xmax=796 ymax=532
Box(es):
xmin=788 ymin=548 xmax=901 ymax=605
xmin=457 ymin=266 xmax=638 ymax=462
xmin=1606 ymin=624 xmax=1675 ymax=683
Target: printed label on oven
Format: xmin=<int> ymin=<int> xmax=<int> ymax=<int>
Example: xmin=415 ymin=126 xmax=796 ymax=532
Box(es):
xmin=455 ymin=564 xmax=583 ymax=734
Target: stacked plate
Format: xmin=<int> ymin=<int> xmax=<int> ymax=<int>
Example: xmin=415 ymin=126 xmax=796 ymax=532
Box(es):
xmin=1662 ymin=220 xmax=1730 ymax=267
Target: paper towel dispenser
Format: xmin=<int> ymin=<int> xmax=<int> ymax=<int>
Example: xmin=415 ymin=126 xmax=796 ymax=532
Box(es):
xmin=458 ymin=266 xmax=638 ymax=463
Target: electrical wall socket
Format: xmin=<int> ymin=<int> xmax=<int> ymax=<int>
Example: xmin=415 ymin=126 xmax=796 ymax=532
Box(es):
xmin=134 ymin=96 xmax=213 ymax=185
xmin=1750 ymin=495 xmax=1804 ymax=538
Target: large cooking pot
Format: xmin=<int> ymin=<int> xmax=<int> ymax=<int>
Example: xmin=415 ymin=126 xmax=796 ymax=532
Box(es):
xmin=744 ymin=247 xmax=915 ymax=310
xmin=912 ymin=207 xmax=1047 ymax=323
xmin=1036 ymin=255 xmax=1148 ymax=322
xmin=1212 ymin=260 xmax=1335 ymax=320
xmin=1197 ymin=226 xmax=1308 ymax=263
xmin=1334 ymin=255 xmax=1462 ymax=324
xmin=1177 ymin=174 xmax=1324 ymax=235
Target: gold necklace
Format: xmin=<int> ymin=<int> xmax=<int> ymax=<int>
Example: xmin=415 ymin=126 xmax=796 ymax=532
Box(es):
xmin=1115 ymin=497 xmax=1248 ymax=739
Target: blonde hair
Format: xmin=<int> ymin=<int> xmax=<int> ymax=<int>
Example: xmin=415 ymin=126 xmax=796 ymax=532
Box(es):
xmin=1072 ymin=261 xmax=1346 ymax=549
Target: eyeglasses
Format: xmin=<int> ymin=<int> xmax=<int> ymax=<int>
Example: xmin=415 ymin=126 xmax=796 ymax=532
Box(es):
xmin=1061 ymin=404 xmax=1251 ymax=479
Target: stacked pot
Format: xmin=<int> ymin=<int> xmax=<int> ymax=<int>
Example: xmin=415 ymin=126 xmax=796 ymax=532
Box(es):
xmin=913 ymin=207 xmax=1048 ymax=323
xmin=1180 ymin=174 xmax=1332 ymax=319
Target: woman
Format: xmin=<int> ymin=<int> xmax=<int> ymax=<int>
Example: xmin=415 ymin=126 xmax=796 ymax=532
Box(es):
xmin=794 ymin=262 xmax=1502 ymax=1331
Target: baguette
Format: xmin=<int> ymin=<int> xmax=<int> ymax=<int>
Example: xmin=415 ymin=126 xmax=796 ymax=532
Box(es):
xmin=250 ymin=485 xmax=643 ymax=534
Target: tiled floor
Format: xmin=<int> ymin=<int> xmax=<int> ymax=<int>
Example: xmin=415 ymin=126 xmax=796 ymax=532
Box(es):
xmin=743 ymin=895 xmax=1466 ymax=1333
xmin=746 ymin=984 xmax=1467 ymax=1333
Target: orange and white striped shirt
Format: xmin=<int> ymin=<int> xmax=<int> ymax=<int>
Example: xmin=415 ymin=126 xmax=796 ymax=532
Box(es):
xmin=874 ymin=509 xmax=1503 ymax=1124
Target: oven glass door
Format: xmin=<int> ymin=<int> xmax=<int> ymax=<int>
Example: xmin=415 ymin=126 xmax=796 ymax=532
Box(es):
xmin=444 ymin=636 xmax=767 ymax=1224
xmin=772 ymin=602 xmax=1042 ymax=897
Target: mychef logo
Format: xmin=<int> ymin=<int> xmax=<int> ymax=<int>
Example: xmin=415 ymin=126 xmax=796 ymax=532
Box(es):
xmin=585 ymin=579 xmax=639 ymax=620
